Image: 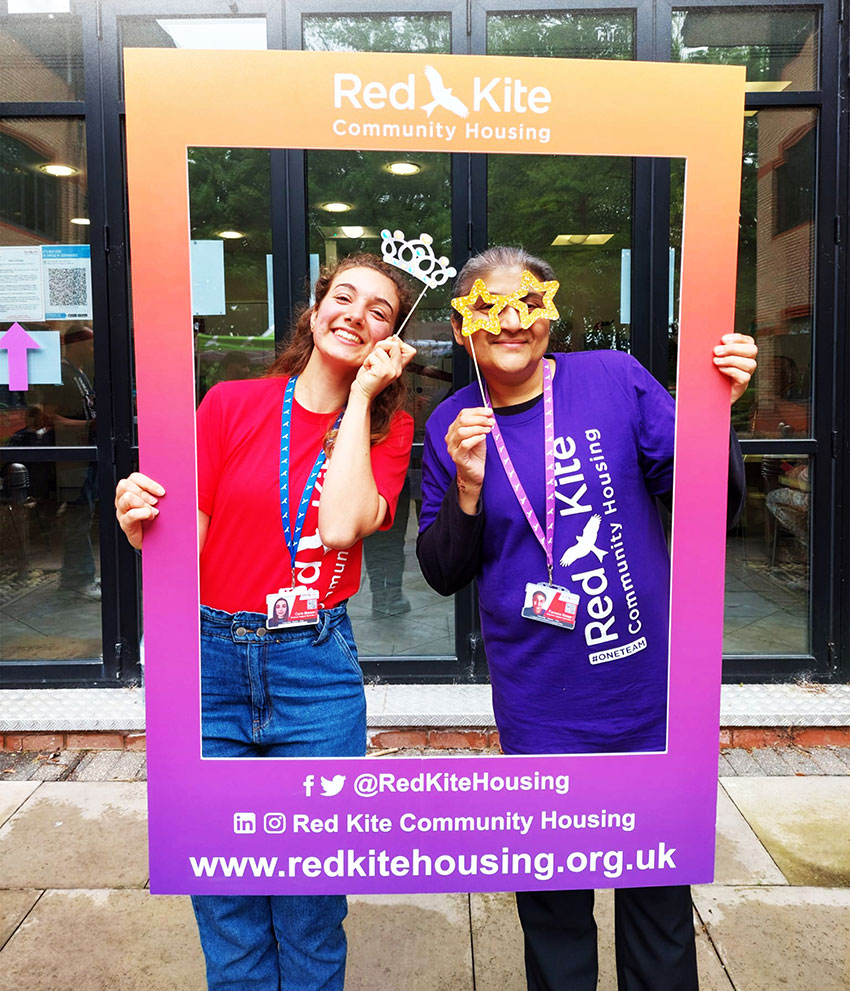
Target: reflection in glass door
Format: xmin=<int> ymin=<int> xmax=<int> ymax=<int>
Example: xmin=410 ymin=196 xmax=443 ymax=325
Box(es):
xmin=302 ymin=10 xmax=457 ymax=663
xmin=670 ymin=8 xmax=822 ymax=663
xmin=305 ymin=149 xmax=455 ymax=657
xmin=485 ymin=10 xmax=635 ymax=354
xmin=1 ymin=111 xmax=104 ymax=672
xmin=188 ymin=147 xmax=274 ymax=403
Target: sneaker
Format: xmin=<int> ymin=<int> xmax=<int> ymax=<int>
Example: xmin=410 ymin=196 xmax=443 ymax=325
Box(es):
xmin=61 ymin=580 xmax=101 ymax=601
xmin=372 ymin=589 xmax=411 ymax=616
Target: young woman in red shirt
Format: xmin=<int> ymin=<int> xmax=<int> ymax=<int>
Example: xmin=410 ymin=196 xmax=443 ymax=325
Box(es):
xmin=115 ymin=254 xmax=415 ymax=991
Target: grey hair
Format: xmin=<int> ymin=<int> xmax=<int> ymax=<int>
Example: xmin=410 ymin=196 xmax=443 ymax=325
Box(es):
xmin=451 ymin=246 xmax=556 ymax=300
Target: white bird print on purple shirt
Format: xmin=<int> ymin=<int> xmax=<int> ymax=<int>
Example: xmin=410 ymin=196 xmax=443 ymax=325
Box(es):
xmin=559 ymin=514 xmax=608 ymax=567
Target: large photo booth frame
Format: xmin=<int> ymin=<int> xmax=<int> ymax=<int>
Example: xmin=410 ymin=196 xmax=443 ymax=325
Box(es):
xmin=124 ymin=49 xmax=745 ymax=895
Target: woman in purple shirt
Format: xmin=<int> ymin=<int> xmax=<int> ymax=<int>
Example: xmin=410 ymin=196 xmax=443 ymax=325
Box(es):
xmin=417 ymin=246 xmax=757 ymax=991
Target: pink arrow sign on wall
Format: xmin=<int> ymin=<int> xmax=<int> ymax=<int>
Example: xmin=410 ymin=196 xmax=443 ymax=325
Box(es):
xmin=0 ymin=322 xmax=42 ymax=391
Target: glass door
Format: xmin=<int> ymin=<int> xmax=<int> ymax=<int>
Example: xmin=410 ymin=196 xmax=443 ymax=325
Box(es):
xmin=669 ymin=3 xmax=840 ymax=680
xmin=0 ymin=2 xmax=114 ymax=684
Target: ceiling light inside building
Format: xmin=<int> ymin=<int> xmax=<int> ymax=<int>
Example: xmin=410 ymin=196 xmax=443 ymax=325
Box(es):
xmin=322 ymin=202 xmax=352 ymax=213
xmin=40 ymin=163 xmax=77 ymax=177
xmin=386 ymin=162 xmax=421 ymax=176
xmin=70 ymin=217 xmax=91 ymax=225
xmin=321 ymin=227 xmax=381 ymax=240
xmin=217 ymin=230 xmax=244 ymax=239
xmin=551 ymin=233 xmax=614 ymax=246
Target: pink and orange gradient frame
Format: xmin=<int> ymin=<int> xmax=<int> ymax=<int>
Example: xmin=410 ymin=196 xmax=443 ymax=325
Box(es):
xmin=125 ymin=50 xmax=745 ymax=895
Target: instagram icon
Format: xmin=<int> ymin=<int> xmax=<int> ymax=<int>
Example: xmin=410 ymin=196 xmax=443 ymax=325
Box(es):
xmin=263 ymin=812 xmax=287 ymax=834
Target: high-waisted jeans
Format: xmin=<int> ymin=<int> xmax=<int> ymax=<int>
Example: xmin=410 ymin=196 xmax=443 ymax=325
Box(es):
xmin=192 ymin=603 xmax=366 ymax=991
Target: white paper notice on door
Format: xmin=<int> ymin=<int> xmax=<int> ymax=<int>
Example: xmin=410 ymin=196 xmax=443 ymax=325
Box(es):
xmin=0 ymin=246 xmax=45 ymax=322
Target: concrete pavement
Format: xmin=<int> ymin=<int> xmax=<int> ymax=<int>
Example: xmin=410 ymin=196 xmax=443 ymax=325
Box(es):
xmin=1 ymin=748 xmax=848 ymax=991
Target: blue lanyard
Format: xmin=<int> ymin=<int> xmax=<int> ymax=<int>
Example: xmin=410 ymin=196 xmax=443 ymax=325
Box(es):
xmin=279 ymin=376 xmax=342 ymax=573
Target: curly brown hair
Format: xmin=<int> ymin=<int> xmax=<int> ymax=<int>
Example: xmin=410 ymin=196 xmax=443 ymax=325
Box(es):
xmin=268 ymin=254 xmax=415 ymax=451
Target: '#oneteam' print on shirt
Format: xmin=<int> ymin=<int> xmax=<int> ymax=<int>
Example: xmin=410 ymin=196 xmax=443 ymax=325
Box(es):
xmin=553 ymin=429 xmax=648 ymax=667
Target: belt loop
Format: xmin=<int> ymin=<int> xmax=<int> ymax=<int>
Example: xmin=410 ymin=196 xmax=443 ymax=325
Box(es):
xmin=312 ymin=608 xmax=332 ymax=646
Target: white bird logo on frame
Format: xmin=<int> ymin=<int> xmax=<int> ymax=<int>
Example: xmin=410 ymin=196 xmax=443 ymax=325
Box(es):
xmin=559 ymin=515 xmax=609 ymax=567
xmin=421 ymin=65 xmax=470 ymax=118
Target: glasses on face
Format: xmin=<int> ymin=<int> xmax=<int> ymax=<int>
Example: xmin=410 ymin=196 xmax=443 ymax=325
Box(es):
xmin=451 ymin=270 xmax=560 ymax=337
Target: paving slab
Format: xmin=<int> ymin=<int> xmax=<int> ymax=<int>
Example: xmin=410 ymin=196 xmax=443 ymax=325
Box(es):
xmin=73 ymin=750 xmax=146 ymax=782
xmin=71 ymin=750 xmax=125 ymax=781
xmin=593 ymin=889 xmax=617 ymax=990
xmin=0 ymin=752 xmax=38 ymax=781
xmin=723 ymin=777 xmax=850 ymax=886
xmin=831 ymin=747 xmax=850 ymax=769
xmin=29 ymin=751 xmax=82 ymax=782
xmin=694 ymin=914 xmax=735 ymax=991
xmin=345 ymin=892 xmax=473 ymax=991
xmin=721 ymin=749 xmax=762 ymax=776
xmin=0 ymin=889 xmax=205 ymax=991
xmin=0 ymin=889 xmax=41 ymax=949
xmin=468 ymin=891 xmax=524 ymax=991
xmin=777 ymin=746 xmax=829 ymax=776
xmin=0 ymin=782 xmax=149 ymax=888
xmin=713 ymin=785 xmax=786 ymax=886
xmin=808 ymin=747 xmax=850 ymax=775
xmin=717 ymin=753 xmax=737 ymax=776
xmin=693 ymin=886 xmax=850 ymax=991
xmin=750 ymin=747 xmax=795 ymax=776
xmin=0 ymin=782 xmax=40 ymax=826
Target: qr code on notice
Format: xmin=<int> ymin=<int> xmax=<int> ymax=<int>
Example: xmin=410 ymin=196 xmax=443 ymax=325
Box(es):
xmin=47 ymin=267 xmax=88 ymax=307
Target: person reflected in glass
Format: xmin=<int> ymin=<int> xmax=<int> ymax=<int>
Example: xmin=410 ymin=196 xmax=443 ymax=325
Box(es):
xmin=50 ymin=324 xmax=99 ymax=598
xmin=417 ymin=246 xmax=757 ymax=991
xmin=115 ymin=254 xmax=416 ymax=991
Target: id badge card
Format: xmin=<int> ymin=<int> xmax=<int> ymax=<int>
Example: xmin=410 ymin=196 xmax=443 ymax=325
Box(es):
xmin=521 ymin=582 xmax=580 ymax=630
xmin=266 ymin=586 xmax=320 ymax=629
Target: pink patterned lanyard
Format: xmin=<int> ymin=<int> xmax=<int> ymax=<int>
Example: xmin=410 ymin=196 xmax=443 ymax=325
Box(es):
xmin=485 ymin=360 xmax=556 ymax=583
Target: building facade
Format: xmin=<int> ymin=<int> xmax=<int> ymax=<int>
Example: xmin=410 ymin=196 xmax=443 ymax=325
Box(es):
xmin=1 ymin=0 xmax=847 ymax=688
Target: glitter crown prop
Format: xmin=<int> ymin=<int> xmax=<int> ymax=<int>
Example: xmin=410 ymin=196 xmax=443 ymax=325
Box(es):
xmin=380 ymin=229 xmax=457 ymax=289
xmin=451 ymin=270 xmax=560 ymax=337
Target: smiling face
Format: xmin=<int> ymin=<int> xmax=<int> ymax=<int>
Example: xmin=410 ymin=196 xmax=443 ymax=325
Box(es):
xmin=310 ymin=266 xmax=401 ymax=370
xmin=532 ymin=591 xmax=547 ymax=615
xmin=274 ymin=598 xmax=288 ymax=619
xmin=452 ymin=265 xmax=551 ymax=391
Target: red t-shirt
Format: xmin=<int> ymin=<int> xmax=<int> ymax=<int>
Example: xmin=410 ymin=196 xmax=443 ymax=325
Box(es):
xmin=196 ymin=377 xmax=413 ymax=614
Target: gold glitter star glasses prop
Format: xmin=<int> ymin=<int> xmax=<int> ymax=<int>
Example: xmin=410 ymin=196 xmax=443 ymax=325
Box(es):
xmin=450 ymin=270 xmax=560 ymax=409
xmin=450 ymin=270 xmax=560 ymax=337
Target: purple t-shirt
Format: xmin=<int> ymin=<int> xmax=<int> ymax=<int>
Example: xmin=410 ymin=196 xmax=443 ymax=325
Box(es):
xmin=420 ymin=350 xmax=675 ymax=755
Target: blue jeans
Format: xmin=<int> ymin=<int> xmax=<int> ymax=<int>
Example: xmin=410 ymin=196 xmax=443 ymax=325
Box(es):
xmin=192 ymin=603 xmax=366 ymax=991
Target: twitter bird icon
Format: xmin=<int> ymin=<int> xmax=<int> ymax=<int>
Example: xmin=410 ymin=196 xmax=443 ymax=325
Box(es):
xmin=320 ymin=774 xmax=346 ymax=797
